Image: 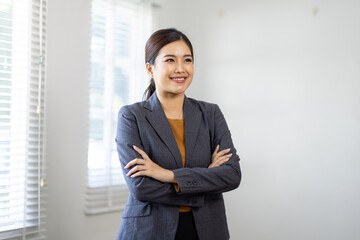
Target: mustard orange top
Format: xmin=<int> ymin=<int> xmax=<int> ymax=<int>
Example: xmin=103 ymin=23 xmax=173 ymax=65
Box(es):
xmin=167 ymin=118 xmax=191 ymax=213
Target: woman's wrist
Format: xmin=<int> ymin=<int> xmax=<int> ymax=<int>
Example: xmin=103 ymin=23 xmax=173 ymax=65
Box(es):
xmin=154 ymin=168 xmax=177 ymax=183
xmin=161 ymin=169 xmax=177 ymax=183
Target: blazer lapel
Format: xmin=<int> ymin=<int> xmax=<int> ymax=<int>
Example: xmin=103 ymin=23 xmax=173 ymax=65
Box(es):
xmin=183 ymin=96 xmax=202 ymax=167
xmin=144 ymin=93 xmax=183 ymax=168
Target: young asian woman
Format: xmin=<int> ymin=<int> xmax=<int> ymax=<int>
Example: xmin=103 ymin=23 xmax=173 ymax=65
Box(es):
xmin=115 ymin=28 xmax=241 ymax=240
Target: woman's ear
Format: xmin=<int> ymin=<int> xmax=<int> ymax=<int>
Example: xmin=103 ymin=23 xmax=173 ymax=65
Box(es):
xmin=145 ymin=63 xmax=153 ymax=78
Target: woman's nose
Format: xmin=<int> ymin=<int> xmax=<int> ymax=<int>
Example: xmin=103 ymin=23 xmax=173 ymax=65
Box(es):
xmin=175 ymin=62 xmax=185 ymax=73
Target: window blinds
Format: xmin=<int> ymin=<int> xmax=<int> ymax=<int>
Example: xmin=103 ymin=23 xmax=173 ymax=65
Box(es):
xmin=86 ymin=0 xmax=154 ymax=215
xmin=0 ymin=0 xmax=47 ymax=239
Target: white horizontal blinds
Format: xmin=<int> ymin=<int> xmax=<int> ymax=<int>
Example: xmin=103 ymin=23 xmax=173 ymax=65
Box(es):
xmin=0 ymin=0 xmax=47 ymax=239
xmin=86 ymin=0 xmax=153 ymax=215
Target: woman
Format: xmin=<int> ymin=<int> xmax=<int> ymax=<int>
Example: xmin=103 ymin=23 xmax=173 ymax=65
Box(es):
xmin=115 ymin=28 xmax=241 ymax=240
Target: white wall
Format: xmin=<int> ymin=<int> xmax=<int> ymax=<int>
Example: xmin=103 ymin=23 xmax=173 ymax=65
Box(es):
xmin=157 ymin=0 xmax=360 ymax=239
xmin=46 ymin=0 xmax=360 ymax=239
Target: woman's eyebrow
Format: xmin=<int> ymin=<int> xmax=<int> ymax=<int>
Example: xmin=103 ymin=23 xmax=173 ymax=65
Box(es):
xmin=162 ymin=54 xmax=192 ymax=58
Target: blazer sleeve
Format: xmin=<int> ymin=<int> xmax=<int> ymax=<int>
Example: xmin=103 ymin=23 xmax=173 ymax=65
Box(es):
xmin=115 ymin=105 xmax=205 ymax=207
xmin=172 ymin=104 xmax=241 ymax=194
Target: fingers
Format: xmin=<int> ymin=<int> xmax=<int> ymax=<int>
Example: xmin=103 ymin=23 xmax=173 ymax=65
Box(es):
xmin=125 ymin=146 xmax=153 ymax=178
xmin=212 ymin=145 xmax=231 ymax=158
xmin=214 ymin=154 xmax=232 ymax=166
xmin=209 ymin=147 xmax=233 ymax=168
xmin=212 ymin=153 xmax=232 ymax=165
xmin=217 ymin=148 xmax=231 ymax=157
xmin=128 ymin=170 xmax=146 ymax=178
xmin=133 ymin=145 xmax=149 ymax=160
xmin=212 ymin=145 xmax=219 ymax=157
xmin=124 ymin=158 xmax=144 ymax=169
xmin=125 ymin=158 xmax=147 ymax=177
xmin=126 ymin=163 xmax=146 ymax=177
xmin=212 ymin=147 xmax=231 ymax=162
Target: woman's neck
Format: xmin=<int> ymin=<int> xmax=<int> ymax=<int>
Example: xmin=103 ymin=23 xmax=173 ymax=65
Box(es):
xmin=156 ymin=92 xmax=185 ymax=119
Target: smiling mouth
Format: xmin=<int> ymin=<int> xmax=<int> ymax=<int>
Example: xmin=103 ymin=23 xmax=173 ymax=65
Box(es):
xmin=170 ymin=77 xmax=187 ymax=83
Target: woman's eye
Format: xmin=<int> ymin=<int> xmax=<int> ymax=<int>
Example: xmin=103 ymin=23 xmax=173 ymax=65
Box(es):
xmin=165 ymin=59 xmax=174 ymax=62
xmin=185 ymin=58 xmax=193 ymax=63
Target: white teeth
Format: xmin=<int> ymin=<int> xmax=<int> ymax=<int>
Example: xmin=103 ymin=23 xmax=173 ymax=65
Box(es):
xmin=173 ymin=78 xmax=185 ymax=80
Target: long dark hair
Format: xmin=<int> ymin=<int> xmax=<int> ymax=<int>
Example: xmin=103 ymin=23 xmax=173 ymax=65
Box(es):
xmin=143 ymin=28 xmax=194 ymax=100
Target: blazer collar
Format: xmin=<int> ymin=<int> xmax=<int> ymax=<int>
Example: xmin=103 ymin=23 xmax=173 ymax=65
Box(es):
xmin=144 ymin=92 xmax=202 ymax=168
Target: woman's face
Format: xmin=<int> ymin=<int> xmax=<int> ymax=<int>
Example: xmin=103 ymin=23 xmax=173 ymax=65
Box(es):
xmin=147 ymin=40 xmax=194 ymax=97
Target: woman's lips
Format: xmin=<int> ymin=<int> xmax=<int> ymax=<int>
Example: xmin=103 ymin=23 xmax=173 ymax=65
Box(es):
xmin=170 ymin=77 xmax=187 ymax=83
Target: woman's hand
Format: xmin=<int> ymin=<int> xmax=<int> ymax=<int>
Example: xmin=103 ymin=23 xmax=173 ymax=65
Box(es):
xmin=208 ymin=145 xmax=232 ymax=168
xmin=125 ymin=145 xmax=177 ymax=183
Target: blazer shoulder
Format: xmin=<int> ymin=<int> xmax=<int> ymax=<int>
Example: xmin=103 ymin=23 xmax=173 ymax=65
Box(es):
xmin=186 ymin=97 xmax=220 ymax=115
xmin=119 ymin=100 xmax=146 ymax=118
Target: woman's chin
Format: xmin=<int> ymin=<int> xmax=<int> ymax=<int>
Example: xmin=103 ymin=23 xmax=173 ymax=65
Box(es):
xmin=174 ymin=84 xmax=191 ymax=94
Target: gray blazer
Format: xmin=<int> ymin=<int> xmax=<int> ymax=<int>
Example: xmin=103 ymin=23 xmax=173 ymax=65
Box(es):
xmin=115 ymin=92 xmax=241 ymax=240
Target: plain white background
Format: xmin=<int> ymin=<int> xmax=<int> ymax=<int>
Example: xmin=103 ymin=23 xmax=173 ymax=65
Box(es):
xmin=46 ymin=0 xmax=360 ymax=239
